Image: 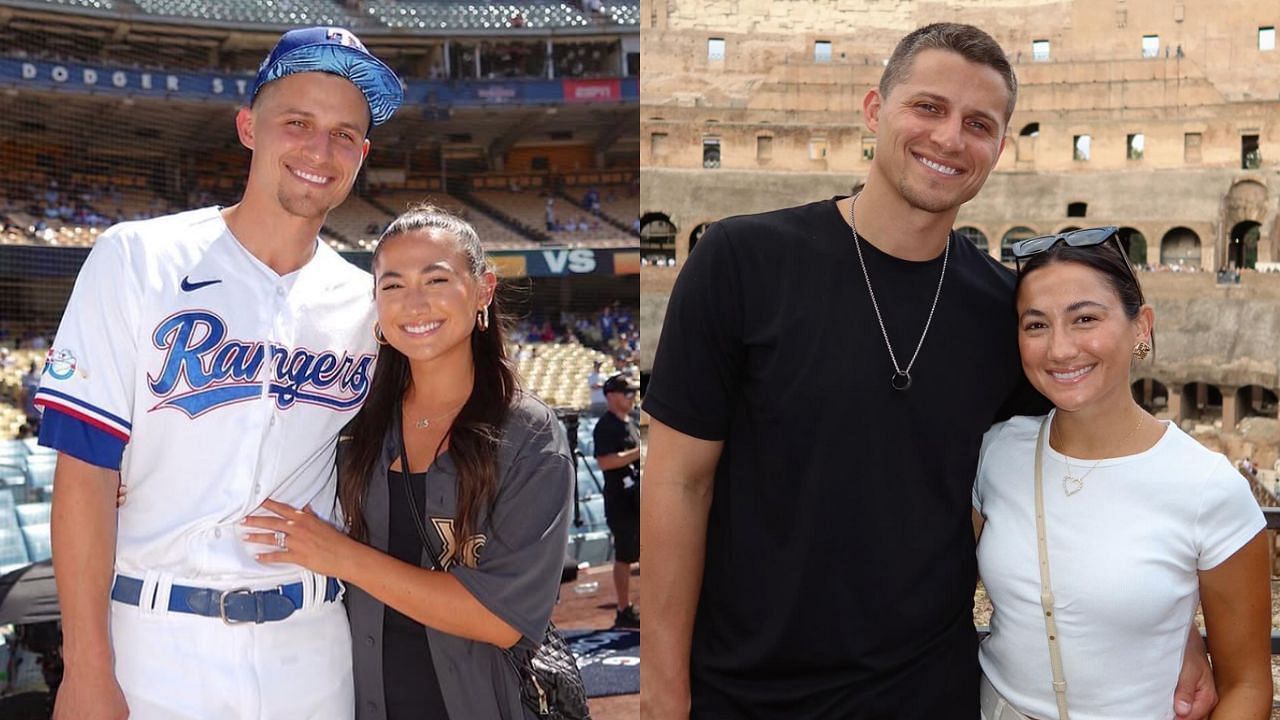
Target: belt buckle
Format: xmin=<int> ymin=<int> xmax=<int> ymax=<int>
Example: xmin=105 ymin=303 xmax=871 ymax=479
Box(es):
xmin=217 ymin=587 xmax=254 ymax=625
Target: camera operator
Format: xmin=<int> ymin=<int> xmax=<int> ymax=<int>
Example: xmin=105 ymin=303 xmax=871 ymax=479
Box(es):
xmin=593 ymin=373 xmax=641 ymax=628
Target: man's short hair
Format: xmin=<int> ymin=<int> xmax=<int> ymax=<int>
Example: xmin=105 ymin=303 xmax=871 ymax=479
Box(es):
xmin=879 ymin=23 xmax=1018 ymax=123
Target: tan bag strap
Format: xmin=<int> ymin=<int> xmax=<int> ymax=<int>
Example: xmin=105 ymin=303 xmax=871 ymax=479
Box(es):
xmin=1034 ymin=417 xmax=1071 ymax=719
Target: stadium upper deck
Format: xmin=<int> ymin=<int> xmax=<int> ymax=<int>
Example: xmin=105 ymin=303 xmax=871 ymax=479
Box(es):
xmin=1 ymin=0 xmax=638 ymax=32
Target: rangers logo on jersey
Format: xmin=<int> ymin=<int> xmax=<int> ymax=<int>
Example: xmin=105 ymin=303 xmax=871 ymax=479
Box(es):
xmin=147 ymin=310 xmax=373 ymax=418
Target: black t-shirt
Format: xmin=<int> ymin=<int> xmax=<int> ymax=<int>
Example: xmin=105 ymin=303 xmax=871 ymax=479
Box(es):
xmin=592 ymin=411 xmax=640 ymax=491
xmin=383 ymin=470 xmax=450 ymax=720
xmin=646 ymin=198 xmax=1045 ymax=719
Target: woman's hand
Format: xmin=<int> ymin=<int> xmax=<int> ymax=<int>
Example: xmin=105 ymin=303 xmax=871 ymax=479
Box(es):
xmin=241 ymin=499 xmax=357 ymax=579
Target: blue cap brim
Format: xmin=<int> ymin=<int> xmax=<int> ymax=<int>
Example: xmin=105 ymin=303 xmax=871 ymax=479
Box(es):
xmin=254 ymin=44 xmax=403 ymax=127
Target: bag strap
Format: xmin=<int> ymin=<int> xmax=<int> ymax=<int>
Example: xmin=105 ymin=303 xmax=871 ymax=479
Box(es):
xmin=395 ymin=401 xmax=446 ymax=572
xmin=1034 ymin=417 xmax=1070 ymax=719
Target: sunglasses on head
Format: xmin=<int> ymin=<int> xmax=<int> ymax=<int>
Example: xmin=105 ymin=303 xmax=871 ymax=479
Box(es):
xmin=1010 ymin=226 xmax=1133 ymax=277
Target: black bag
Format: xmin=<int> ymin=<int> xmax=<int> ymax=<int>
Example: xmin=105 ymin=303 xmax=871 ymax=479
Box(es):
xmin=501 ymin=621 xmax=590 ymax=719
xmin=395 ymin=410 xmax=591 ymax=719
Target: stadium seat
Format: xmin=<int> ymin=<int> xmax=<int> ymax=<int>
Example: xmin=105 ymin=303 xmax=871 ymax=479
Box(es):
xmin=365 ymin=1 xmax=595 ymax=31
xmin=0 ymin=490 xmax=31 ymax=572
xmin=23 ymin=456 xmax=57 ymax=501
xmin=20 ymin=523 xmax=51 ymax=564
xmin=130 ymin=0 xmax=354 ymax=27
xmin=14 ymin=503 xmax=51 ymax=529
xmin=376 ymin=190 xmax=540 ymax=250
xmin=14 ymin=502 xmax=53 ymax=565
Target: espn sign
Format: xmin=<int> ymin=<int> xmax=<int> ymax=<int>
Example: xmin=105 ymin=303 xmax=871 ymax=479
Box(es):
xmin=562 ymin=79 xmax=621 ymax=104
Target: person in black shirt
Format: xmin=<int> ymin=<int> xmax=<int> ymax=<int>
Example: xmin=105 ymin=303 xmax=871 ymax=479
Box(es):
xmin=594 ymin=373 xmax=642 ymax=628
xmin=642 ymin=22 xmax=1216 ymax=720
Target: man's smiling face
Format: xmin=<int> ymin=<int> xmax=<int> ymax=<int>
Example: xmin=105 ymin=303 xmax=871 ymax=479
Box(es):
xmin=240 ymin=72 xmax=371 ymax=221
xmin=865 ymin=48 xmax=1009 ymax=214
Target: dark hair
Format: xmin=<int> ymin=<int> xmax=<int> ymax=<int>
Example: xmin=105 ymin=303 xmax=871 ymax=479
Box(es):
xmin=339 ymin=204 xmax=519 ymax=549
xmin=880 ymin=23 xmax=1018 ymax=122
xmin=1015 ymin=238 xmax=1154 ymax=351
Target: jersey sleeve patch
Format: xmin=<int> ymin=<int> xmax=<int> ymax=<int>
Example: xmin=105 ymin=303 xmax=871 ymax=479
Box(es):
xmin=36 ymin=404 xmax=129 ymax=471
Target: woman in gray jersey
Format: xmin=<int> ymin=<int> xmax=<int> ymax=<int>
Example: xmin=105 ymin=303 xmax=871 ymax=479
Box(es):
xmin=243 ymin=205 xmax=575 ymax=719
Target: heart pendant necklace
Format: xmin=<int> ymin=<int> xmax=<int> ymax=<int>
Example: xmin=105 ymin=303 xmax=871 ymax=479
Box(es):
xmin=1056 ymin=410 xmax=1146 ymax=497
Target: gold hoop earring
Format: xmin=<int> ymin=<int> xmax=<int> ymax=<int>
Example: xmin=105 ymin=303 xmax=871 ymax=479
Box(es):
xmin=1132 ymin=340 xmax=1151 ymax=360
xmin=373 ymin=322 xmax=388 ymax=346
xmin=476 ymin=306 xmax=490 ymax=332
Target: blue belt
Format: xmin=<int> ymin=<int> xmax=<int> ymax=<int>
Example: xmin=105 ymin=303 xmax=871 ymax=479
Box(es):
xmin=111 ymin=575 xmax=341 ymax=624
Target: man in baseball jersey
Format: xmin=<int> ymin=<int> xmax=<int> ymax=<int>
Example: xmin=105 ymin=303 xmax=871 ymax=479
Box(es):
xmin=37 ymin=27 xmax=402 ymax=720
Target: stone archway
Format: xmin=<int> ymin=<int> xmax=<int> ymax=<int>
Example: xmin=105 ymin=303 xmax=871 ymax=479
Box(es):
xmin=1132 ymin=378 xmax=1169 ymax=414
xmin=640 ymin=212 xmax=677 ymax=266
xmin=1001 ymin=226 xmax=1038 ymax=263
xmin=1229 ymin=221 xmax=1261 ymax=270
xmin=1224 ymin=179 xmax=1268 ymax=267
xmin=1119 ymin=227 xmax=1147 ymax=265
xmin=1160 ymin=227 xmax=1201 ymax=268
xmin=1181 ymin=381 xmax=1223 ymax=422
xmin=1237 ymin=385 xmax=1279 ymax=419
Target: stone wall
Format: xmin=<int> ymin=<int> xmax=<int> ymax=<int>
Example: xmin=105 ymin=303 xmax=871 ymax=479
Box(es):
xmin=641 ymin=0 xmax=1280 ymax=270
xmin=642 ymin=167 xmax=1280 ymax=267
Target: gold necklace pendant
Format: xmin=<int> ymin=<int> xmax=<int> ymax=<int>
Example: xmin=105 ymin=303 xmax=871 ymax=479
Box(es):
xmin=1057 ymin=409 xmax=1147 ymax=497
xmin=415 ymin=418 xmax=430 ymax=430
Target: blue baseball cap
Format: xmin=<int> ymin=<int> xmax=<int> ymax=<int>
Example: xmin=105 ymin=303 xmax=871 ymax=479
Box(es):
xmin=249 ymin=27 xmax=403 ymax=127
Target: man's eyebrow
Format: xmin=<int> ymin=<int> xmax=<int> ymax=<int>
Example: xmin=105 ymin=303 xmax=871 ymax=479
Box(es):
xmin=279 ymin=107 xmax=367 ymax=134
xmin=910 ymin=92 xmax=1001 ymax=127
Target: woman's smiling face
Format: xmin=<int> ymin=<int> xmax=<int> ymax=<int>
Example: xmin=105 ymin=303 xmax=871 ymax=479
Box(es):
xmin=373 ymin=229 xmax=494 ymax=364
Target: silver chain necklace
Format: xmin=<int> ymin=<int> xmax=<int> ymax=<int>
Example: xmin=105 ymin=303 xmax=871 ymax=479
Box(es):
xmin=848 ymin=194 xmax=950 ymax=391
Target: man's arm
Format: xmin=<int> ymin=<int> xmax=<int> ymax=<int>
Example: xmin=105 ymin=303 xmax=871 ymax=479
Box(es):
xmin=640 ymin=419 xmax=722 ymax=720
xmin=596 ymin=446 xmax=640 ymax=471
xmin=51 ymin=453 xmax=128 ymax=720
xmin=1174 ymin=624 xmax=1217 ymax=719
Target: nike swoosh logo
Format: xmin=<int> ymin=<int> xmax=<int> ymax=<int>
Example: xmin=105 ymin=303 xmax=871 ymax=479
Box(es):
xmin=181 ymin=276 xmax=223 ymax=292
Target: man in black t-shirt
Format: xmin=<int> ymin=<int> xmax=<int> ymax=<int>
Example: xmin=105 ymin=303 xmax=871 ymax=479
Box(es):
xmin=642 ymin=22 xmax=1215 ymax=720
xmin=594 ymin=373 xmax=642 ymax=628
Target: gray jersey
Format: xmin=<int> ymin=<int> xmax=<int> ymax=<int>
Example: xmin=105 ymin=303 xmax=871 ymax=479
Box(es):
xmin=347 ymin=392 xmax=574 ymax=720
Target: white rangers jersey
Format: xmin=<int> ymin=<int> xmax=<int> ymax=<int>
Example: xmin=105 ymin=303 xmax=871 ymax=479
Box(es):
xmin=36 ymin=206 xmax=376 ymax=585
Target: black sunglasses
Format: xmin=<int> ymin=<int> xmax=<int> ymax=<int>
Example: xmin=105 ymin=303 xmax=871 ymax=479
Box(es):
xmin=1010 ymin=226 xmax=1134 ymax=277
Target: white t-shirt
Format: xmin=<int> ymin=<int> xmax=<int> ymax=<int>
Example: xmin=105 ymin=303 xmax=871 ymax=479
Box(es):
xmin=973 ymin=412 xmax=1265 ymax=720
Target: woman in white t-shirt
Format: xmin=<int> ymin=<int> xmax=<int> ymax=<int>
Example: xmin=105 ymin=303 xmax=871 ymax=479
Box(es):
xmin=972 ymin=227 xmax=1271 ymax=720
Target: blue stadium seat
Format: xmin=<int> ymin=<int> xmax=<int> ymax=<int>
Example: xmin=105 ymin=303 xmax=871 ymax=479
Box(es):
xmin=0 ymin=490 xmax=31 ymax=572
xmin=0 ymin=439 xmax=29 ymax=457
xmin=0 ymin=463 xmax=25 ymax=488
xmin=17 ymin=0 xmax=115 ymax=10
xmin=363 ymin=1 xmax=598 ymax=31
xmin=23 ymin=456 xmax=57 ymax=500
xmin=130 ymin=0 xmax=356 ymax=27
xmin=20 ymin=523 xmax=51 ymax=564
xmin=14 ymin=503 xmax=51 ymax=529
